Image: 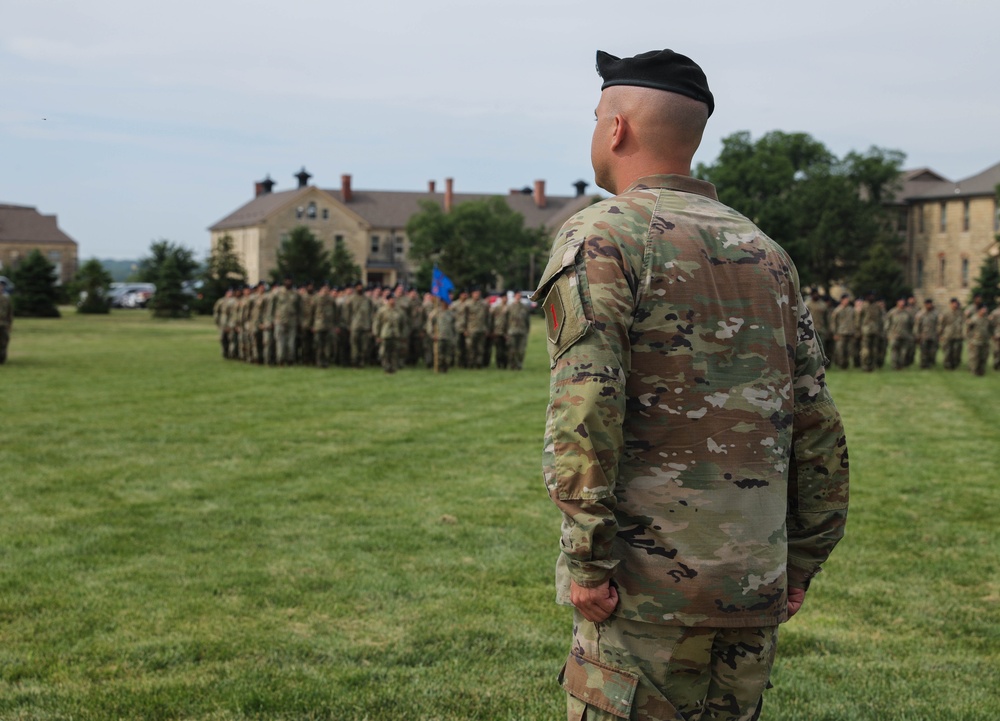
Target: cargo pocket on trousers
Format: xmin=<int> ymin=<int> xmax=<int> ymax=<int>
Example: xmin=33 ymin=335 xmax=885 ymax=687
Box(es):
xmin=559 ymin=651 xmax=638 ymax=719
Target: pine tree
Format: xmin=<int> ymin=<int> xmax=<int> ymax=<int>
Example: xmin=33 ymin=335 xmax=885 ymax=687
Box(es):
xmin=74 ymin=258 xmax=114 ymax=314
xmin=329 ymin=239 xmax=361 ymax=287
xmin=199 ymin=235 xmax=247 ymax=314
xmin=150 ymin=254 xmax=191 ymax=318
xmin=11 ymin=249 xmax=61 ymax=318
xmin=969 ymin=254 xmax=1000 ymax=311
xmin=271 ymin=226 xmax=332 ymax=285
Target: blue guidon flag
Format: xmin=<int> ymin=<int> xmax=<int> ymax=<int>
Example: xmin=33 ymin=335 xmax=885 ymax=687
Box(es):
xmin=431 ymin=266 xmax=454 ymax=304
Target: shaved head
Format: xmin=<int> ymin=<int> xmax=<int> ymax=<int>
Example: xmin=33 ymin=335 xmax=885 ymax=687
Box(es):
xmin=591 ymin=85 xmax=709 ymax=192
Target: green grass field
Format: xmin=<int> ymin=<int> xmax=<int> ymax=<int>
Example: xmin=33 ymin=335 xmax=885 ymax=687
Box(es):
xmin=1 ymin=310 xmax=998 ymax=720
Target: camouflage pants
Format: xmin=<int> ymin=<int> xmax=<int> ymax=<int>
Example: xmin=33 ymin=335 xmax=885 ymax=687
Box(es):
xmin=467 ymin=331 xmax=486 ymax=368
xmin=0 ymin=326 xmax=9 ymax=363
xmin=833 ymin=335 xmax=855 ymax=370
xmin=275 ymin=324 xmax=297 ymax=365
xmin=968 ymin=342 xmax=988 ymax=376
xmin=350 ymin=329 xmax=371 ymax=367
xmin=941 ymin=339 xmax=963 ymax=370
xmin=564 ymin=613 xmax=776 ymax=721
xmin=919 ymin=338 xmax=938 ymax=369
xmin=859 ymin=333 xmax=880 ymax=372
xmin=506 ymin=333 xmax=527 ymax=370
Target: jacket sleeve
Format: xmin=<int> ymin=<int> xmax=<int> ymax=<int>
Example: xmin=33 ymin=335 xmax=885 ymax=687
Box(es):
xmin=787 ymin=292 xmax=850 ymax=590
xmin=535 ymin=227 xmax=636 ymax=588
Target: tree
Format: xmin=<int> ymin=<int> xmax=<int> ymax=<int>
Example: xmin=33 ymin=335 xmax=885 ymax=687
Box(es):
xmin=149 ymin=253 xmax=191 ymax=318
xmin=329 ymin=240 xmax=361 ymax=287
xmin=199 ymin=235 xmax=247 ymax=314
xmin=271 ymin=226 xmax=332 ymax=285
xmin=74 ymin=258 xmax=114 ymax=314
xmin=696 ymin=132 xmax=906 ymax=293
xmin=11 ymin=249 xmax=61 ymax=317
xmin=136 ymin=240 xmax=198 ymax=318
xmin=135 ymin=240 xmax=199 ymax=285
xmin=850 ymin=240 xmax=911 ymax=303
xmin=407 ymin=197 xmax=542 ymax=291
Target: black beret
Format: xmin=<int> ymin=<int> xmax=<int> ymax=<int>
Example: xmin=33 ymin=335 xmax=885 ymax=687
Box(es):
xmin=596 ymin=49 xmax=714 ymax=117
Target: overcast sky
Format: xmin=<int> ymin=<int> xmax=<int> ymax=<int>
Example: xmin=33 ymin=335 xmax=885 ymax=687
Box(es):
xmin=2 ymin=0 xmax=998 ymax=260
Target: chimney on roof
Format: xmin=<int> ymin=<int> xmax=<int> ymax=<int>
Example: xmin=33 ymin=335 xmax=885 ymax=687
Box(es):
xmin=341 ymin=174 xmax=353 ymax=203
xmin=445 ymin=177 xmax=454 ymax=213
xmin=533 ymin=180 xmax=547 ymax=208
xmin=255 ymin=175 xmax=276 ymax=197
xmin=428 ymin=180 xmax=436 ymax=193
xmin=573 ymin=179 xmax=589 ymax=197
xmin=295 ymin=167 xmax=312 ymax=189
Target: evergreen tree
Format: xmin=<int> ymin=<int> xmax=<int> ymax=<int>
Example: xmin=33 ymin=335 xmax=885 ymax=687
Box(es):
xmin=199 ymin=235 xmax=247 ymax=314
xmin=149 ymin=253 xmax=191 ymax=318
xmin=851 ymin=241 xmax=911 ymax=303
xmin=329 ymin=240 xmax=361 ymax=287
xmin=11 ymin=249 xmax=61 ymax=318
xmin=74 ymin=258 xmax=114 ymax=314
xmin=969 ymin=255 xmax=1000 ymax=311
xmin=136 ymin=240 xmax=199 ymax=285
xmin=271 ymin=226 xmax=332 ymax=284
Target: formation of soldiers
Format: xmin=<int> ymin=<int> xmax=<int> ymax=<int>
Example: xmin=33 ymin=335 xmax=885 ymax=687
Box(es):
xmin=807 ymin=291 xmax=1000 ymax=376
xmin=212 ymin=280 xmax=532 ymax=374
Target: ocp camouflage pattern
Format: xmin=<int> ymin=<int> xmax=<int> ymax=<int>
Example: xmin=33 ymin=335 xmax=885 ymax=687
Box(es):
xmin=533 ymin=174 xmax=849 ymax=628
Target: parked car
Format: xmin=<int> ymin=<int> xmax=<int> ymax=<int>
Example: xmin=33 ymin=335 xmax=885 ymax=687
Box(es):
xmin=107 ymin=283 xmax=156 ymax=308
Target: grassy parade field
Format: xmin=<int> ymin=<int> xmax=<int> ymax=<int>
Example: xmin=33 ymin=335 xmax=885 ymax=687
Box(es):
xmin=2 ymin=310 xmax=998 ymax=720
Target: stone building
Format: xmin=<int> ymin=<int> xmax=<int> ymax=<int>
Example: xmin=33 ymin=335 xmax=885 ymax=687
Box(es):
xmin=0 ymin=203 xmax=79 ymax=285
xmin=897 ymin=162 xmax=1000 ymax=305
xmin=209 ymin=168 xmax=594 ymax=287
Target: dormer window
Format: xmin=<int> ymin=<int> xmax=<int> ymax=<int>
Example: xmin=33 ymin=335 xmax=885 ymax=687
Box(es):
xmin=307 ymin=202 xmax=317 ymax=219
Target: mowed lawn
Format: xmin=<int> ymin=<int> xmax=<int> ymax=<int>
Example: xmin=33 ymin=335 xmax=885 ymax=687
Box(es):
xmin=1 ymin=310 xmax=998 ymax=721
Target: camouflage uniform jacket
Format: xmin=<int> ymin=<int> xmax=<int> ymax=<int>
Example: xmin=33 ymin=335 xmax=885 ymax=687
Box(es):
xmin=346 ymin=293 xmax=374 ymax=332
xmin=533 ymin=174 xmax=849 ymax=628
xmin=830 ymin=303 xmax=857 ymax=336
xmin=372 ymin=305 xmax=407 ymax=339
xmin=915 ymin=308 xmax=939 ymax=341
xmin=465 ymin=299 xmax=490 ymax=334
xmin=858 ymin=301 xmax=884 ymax=336
xmin=269 ymin=286 xmax=301 ymax=327
xmin=312 ymin=293 xmax=337 ymax=332
xmin=426 ymin=306 xmax=457 ymax=341
xmin=885 ymin=307 xmax=914 ymax=340
xmin=505 ymin=300 xmax=530 ymax=336
xmin=0 ymin=292 xmax=12 ymax=328
xmin=937 ymin=307 xmax=964 ymax=341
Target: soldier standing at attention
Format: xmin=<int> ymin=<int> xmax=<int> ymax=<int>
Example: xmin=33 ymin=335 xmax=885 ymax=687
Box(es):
xmin=989 ymin=298 xmax=1000 ymax=371
xmin=270 ymin=276 xmax=301 ymax=366
xmin=830 ymin=293 xmax=857 ymax=370
xmin=426 ymin=297 xmax=456 ymax=372
xmin=213 ymin=289 xmax=233 ymax=359
xmin=504 ymin=294 xmax=530 ymax=371
xmin=372 ymin=294 xmax=407 ymax=373
xmin=0 ymin=286 xmax=12 ymax=364
xmin=534 ymin=49 xmax=848 ymax=721
xmin=453 ymin=291 xmax=469 ymax=367
xmin=885 ymin=297 xmax=915 ymax=370
xmin=966 ymin=305 xmax=991 ymax=376
xmin=346 ymin=283 xmax=374 ymax=368
xmin=858 ymin=292 xmax=884 ymax=372
xmin=465 ymin=289 xmax=490 ymax=368
xmin=915 ymin=298 xmax=939 ymax=369
xmin=937 ymin=298 xmax=964 ymax=370
xmin=312 ymin=283 xmax=337 ymax=368
xmin=491 ymin=294 xmax=509 ymax=369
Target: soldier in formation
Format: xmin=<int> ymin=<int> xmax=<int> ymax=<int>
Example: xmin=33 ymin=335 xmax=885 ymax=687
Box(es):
xmin=0 ymin=286 xmax=12 ymax=364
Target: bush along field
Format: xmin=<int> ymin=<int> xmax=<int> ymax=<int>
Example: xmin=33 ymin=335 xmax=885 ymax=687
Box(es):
xmin=1 ymin=310 xmax=998 ymax=720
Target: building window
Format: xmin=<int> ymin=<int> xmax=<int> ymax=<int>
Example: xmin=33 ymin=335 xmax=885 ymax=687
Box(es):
xmin=916 ymin=258 xmax=924 ymax=288
xmin=961 ymin=257 xmax=970 ymax=288
xmin=918 ymin=205 xmax=925 ymax=234
xmin=394 ymin=236 xmax=405 ymax=256
xmin=370 ymin=235 xmax=380 ymax=253
xmin=322 ymin=208 xmax=329 ymax=220
xmin=296 ymin=206 xmax=303 ymax=219
xmin=307 ymin=202 xmax=317 ymax=219
xmin=939 ymin=257 xmax=946 ymax=286
xmin=335 ymin=234 xmax=344 ymax=248
xmin=939 ymin=202 xmax=947 ymax=233
xmin=963 ymin=200 xmax=970 ymax=232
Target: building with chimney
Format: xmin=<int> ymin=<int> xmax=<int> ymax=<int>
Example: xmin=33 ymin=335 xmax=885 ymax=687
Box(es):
xmin=894 ymin=161 xmax=1000 ymax=305
xmin=0 ymin=204 xmax=79 ymax=285
xmin=209 ymin=169 xmax=595 ymax=287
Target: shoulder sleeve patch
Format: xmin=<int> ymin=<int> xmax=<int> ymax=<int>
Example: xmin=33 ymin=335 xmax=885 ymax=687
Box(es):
xmin=544 ymin=274 xmax=589 ymax=362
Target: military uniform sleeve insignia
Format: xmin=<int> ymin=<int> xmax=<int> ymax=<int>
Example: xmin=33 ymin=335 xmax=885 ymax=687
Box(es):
xmin=534 ymin=237 xmax=590 ymax=362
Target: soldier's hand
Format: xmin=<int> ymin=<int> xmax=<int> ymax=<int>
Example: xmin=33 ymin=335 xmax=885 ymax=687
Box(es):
xmin=570 ymin=580 xmax=618 ymax=623
xmin=787 ymin=586 xmax=806 ymax=617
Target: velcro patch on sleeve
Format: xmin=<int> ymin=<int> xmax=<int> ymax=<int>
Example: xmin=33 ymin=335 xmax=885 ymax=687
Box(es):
xmin=544 ymin=277 xmax=588 ymax=361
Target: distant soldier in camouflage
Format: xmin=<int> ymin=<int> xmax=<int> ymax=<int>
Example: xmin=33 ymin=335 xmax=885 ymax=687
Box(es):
xmin=915 ymin=298 xmax=939 ymax=369
xmin=937 ymin=298 xmax=964 ymax=370
xmin=426 ymin=297 xmax=456 ymax=372
xmin=453 ymin=291 xmax=469 ymax=367
xmin=312 ymin=283 xmax=338 ymax=368
xmin=903 ymin=295 xmax=919 ymax=367
xmin=372 ymin=294 xmax=407 ymax=373
xmin=535 ymin=49 xmax=849 ymax=721
xmin=213 ymin=289 xmax=233 ymax=359
xmin=346 ymin=283 xmax=374 ymax=368
xmin=885 ymin=297 xmax=914 ymax=370
xmin=0 ymin=287 xmax=12 ymax=364
xmin=464 ymin=289 xmax=490 ymax=369
xmin=270 ymin=277 xmax=301 ymax=366
xmin=504 ymin=295 xmax=531 ymax=371
xmin=989 ymin=300 xmax=1000 ymax=371
xmin=298 ymin=283 xmax=316 ymax=365
xmin=966 ymin=305 xmax=991 ymax=376
xmin=249 ymin=282 xmax=269 ymax=364
xmin=405 ymin=288 xmax=425 ymax=366
xmin=857 ymin=292 xmax=884 ymax=372
xmin=490 ymin=295 xmax=509 ymax=369
xmin=830 ymin=294 xmax=857 ymax=370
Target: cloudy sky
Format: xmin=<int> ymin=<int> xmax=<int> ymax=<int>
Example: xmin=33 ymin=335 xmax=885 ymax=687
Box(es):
xmin=2 ymin=0 xmax=998 ymax=260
